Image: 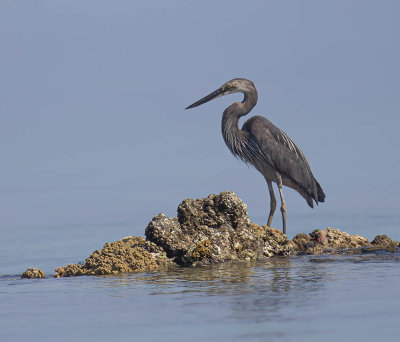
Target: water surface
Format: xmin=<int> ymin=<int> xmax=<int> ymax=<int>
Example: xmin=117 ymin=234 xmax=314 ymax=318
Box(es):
xmin=1 ymin=215 xmax=399 ymax=341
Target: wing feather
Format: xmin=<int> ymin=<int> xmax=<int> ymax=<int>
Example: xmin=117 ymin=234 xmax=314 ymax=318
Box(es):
xmin=242 ymin=116 xmax=318 ymax=201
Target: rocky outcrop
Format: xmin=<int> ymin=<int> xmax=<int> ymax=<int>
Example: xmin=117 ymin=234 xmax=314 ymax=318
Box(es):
xmin=293 ymin=228 xmax=400 ymax=254
xmin=366 ymin=234 xmax=400 ymax=252
xmin=145 ymin=192 xmax=296 ymax=266
xmin=49 ymin=191 xmax=399 ymax=278
xmin=293 ymin=228 xmax=370 ymax=254
xmin=54 ymin=236 xmax=174 ymax=277
xmin=21 ymin=267 xmax=45 ymax=279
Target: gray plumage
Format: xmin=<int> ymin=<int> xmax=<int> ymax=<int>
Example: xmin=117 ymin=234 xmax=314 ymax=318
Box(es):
xmin=186 ymin=78 xmax=325 ymax=234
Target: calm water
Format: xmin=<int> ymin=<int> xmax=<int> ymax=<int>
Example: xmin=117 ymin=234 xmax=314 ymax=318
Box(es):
xmin=1 ymin=213 xmax=399 ymax=341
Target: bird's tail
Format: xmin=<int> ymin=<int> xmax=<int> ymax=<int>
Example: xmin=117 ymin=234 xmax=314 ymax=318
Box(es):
xmin=296 ymin=178 xmax=325 ymax=208
xmin=316 ymin=181 xmax=325 ymax=203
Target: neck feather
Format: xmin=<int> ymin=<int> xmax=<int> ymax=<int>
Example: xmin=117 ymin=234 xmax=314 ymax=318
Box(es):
xmin=221 ymin=88 xmax=258 ymax=157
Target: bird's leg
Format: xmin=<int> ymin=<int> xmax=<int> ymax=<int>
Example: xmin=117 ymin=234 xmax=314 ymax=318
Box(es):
xmin=266 ymin=180 xmax=276 ymax=227
xmin=277 ymin=176 xmax=287 ymax=235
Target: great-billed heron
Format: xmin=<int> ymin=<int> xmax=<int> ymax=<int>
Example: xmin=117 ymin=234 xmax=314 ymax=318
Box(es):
xmin=186 ymin=78 xmax=325 ymax=234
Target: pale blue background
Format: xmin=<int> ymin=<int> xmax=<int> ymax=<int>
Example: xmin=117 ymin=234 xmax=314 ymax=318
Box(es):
xmin=1 ymin=0 xmax=399 ymax=240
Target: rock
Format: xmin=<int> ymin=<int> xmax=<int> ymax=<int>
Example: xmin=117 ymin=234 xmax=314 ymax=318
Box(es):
xmin=363 ymin=234 xmax=400 ymax=252
xmin=177 ymin=191 xmax=251 ymax=229
xmin=21 ymin=267 xmax=45 ymax=279
xmin=54 ymin=236 xmax=175 ymax=277
xmin=292 ymin=233 xmax=313 ymax=252
xmin=371 ymin=234 xmax=399 ymax=247
xmin=54 ymin=263 xmax=87 ymax=277
xmin=263 ymin=226 xmax=297 ymax=257
xmin=45 ymin=191 xmax=399 ymax=278
xmin=145 ymin=214 xmax=189 ymax=261
xmin=293 ymin=228 xmax=370 ymax=254
xmin=145 ymin=191 xmax=297 ymax=266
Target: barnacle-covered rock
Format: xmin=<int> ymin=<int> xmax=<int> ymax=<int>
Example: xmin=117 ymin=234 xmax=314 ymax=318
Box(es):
xmin=361 ymin=234 xmax=400 ymax=252
xmin=145 ymin=191 xmax=297 ymax=266
xmin=293 ymin=228 xmax=370 ymax=254
xmin=21 ymin=267 xmax=45 ymax=279
xmin=45 ymin=191 xmax=399 ymax=278
xmin=54 ymin=236 xmax=175 ymax=277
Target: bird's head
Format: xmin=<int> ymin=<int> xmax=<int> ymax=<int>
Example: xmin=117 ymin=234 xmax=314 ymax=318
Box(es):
xmin=186 ymin=78 xmax=256 ymax=109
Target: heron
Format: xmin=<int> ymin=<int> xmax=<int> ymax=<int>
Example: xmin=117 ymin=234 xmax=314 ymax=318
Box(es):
xmin=186 ymin=78 xmax=325 ymax=235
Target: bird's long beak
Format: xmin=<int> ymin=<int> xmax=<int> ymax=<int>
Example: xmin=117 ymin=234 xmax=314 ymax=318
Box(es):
xmin=185 ymin=88 xmax=224 ymax=109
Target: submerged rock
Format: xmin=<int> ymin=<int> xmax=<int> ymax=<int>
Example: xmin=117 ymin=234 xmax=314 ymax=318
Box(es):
xmin=21 ymin=267 xmax=45 ymax=279
xmin=145 ymin=191 xmax=297 ymax=266
xmin=54 ymin=236 xmax=175 ymax=277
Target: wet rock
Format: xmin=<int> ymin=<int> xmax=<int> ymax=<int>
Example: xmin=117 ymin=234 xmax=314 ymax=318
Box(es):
xmin=54 ymin=263 xmax=86 ymax=277
xmin=54 ymin=236 xmax=175 ymax=277
xmin=145 ymin=214 xmax=190 ymax=260
xmin=177 ymin=191 xmax=251 ymax=230
xmin=292 ymin=233 xmax=313 ymax=251
xmin=371 ymin=234 xmax=399 ymax=248
xmin=47 ymin=191 xmax=399 ymax=278
xmin=21 ymin=267 xmax=45 ymax=279
xmin=145 ymin=191 xmax=297 ymax=266
xmin=263 ymin=226 xmax=297 ymax=257
xmin=362 ymin=234 xmax=400 ymax=252
xmin=293 ymin=228 xmax=370 ymax=254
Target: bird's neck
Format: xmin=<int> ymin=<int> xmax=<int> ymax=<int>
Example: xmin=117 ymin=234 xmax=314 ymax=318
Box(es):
xmin=221 ymin=89 xmax=258 ymax=155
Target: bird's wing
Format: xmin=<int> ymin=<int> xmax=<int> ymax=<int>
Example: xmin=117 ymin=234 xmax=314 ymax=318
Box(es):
xmin=242 ymin=116 xmax=317 ymax=198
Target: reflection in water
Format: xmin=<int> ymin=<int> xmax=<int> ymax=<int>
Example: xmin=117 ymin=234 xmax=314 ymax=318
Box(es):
xmin=97 ymin=256 xmax=337 ymax=321
xmin=94 ymin=249 xmax=399 ymax=325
